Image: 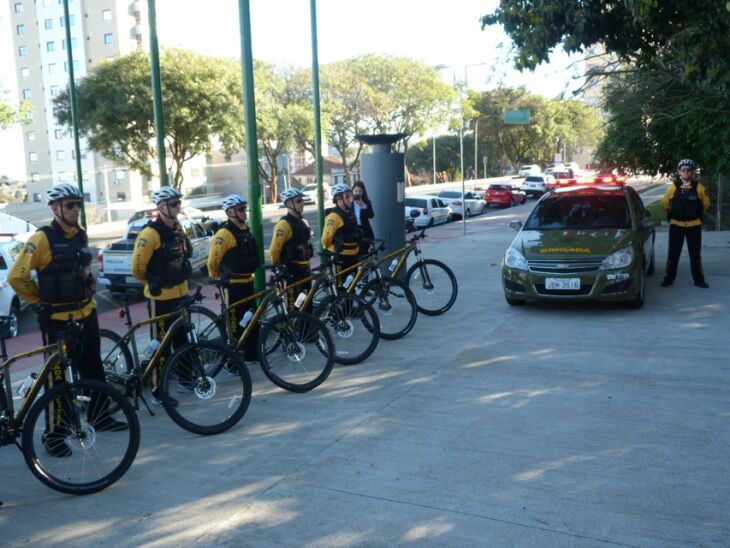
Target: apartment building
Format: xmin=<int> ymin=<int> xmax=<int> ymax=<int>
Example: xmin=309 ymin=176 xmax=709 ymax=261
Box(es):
xmin=9 ymin=0 xmax=148 ymax=207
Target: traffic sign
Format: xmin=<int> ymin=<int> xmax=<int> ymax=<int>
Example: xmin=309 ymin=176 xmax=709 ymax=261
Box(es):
xmin=504 ymin=109 xmax=530 ymax=125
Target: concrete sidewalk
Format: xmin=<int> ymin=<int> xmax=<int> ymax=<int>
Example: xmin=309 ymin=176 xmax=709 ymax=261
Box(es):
xmin=1 ymin=210 xmax=729 ymax=547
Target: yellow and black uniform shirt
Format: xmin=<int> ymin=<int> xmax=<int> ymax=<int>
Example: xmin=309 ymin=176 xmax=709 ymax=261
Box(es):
xmin=131 ymin=224 xmax=189 ymax=300
xmin=208 ymin=224 xmax=256 ymax=284
xmin=321 ymin=207 xmax=360 ymax=257
xmin=8 ymin=226 xmax=96 ymax=321
xmin=269 ymin=215 xmax=312 ymax=267
xmin=661 ymin=181 xmax=711 ymax=228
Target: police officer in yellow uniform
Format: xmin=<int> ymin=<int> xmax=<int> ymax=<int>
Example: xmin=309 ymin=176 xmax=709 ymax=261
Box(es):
xmin=131 ymin=186 xmax=193 ymax=404
xmin=660 ymin=158 xmax=711 ymax=288
xmin=207 ymin=194 xmax=259 ymax=362
xmin=269 ymin=187 xmax=314 ymax=306
xmin=8 ymin=183 xmax=127 ymax=457
xmin=321 ymin=182 xmax=362 ymax=281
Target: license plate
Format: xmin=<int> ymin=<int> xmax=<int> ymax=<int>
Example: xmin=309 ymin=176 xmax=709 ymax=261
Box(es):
xmin=545 ymin=278 xmax=580 ymax=290
xmin=125 ymin=276 xmax=139 ymax=284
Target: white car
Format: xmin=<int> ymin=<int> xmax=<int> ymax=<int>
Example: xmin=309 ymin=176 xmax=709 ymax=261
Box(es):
xmin=522 ymin=174 xmax=555 ymax=198
xmin=300 ymin=183 xmax=330 ymax=205
xmin=436 ymin=190 xmax=487 ymax=218
xmin=518 ymin=164 xmax=541 ymax=177
xmin=0 ymin=240 xmax=33 ymax=337
xmin=404 ymin=195 xmax=452 ymax=228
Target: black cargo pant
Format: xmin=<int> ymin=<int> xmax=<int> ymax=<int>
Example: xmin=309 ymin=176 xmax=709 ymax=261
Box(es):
xmin=41 ymin=309 xmax=106 ymax=435
xmin=148 ymin=297 xmax=187 ymax=392
xmin=222 ymin=281 xmax=258 ymax=361
xmin=665 ymin=224 xmax=705 ymax=283
xmin=285 ymin=262 xmax=312 ymax=312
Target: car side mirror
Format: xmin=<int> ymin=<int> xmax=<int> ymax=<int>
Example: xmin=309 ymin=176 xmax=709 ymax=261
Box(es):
xmin=509 ymin=220 xmax=522 ymax=231
xmin=410 ymin=209 xmax=421 ymax=218
xmin=642 ymin=217 xmax=656 ymax=229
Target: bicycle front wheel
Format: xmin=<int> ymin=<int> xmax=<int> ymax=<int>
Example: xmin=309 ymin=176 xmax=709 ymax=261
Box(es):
xmin=259 ymin=311 xmax=335 ymax=392
xmin=406 ymin=259 xmax=458 ymax=316
xmin=313 ymin=293 xmax=380 ymax=365
xmin=22 ymin=380 xmax=140 ymax=495
xmin=160 ymin=340 xmax=252 ymax=435
xmin=189 ymin=305 xmax=226 ymax=344
xmin=359 ymin=276 xmax=418 ymax=340
xmin=100 ymin=328 xmax=133 ymax=376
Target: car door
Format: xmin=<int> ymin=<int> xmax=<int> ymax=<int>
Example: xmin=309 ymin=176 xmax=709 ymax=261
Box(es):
xmin=434 ymin=198 xmax=450 ymax=223
xmin=186 ymin=221 xmax=209 ymax=269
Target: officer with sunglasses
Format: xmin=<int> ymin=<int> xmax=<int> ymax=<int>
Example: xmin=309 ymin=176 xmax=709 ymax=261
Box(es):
xmin=131 ymin=186 xmax=193 ymax=405
xmin=207 ymin=194 xmax=259 ymax=363
xmin=269 ymin=188 xmax=314 ymax=308
xmin=8 ymin=184 xmax=127 ymax=456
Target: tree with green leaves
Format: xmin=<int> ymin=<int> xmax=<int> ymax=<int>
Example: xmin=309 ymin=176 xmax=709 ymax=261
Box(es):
xmin=54 ymin=49 xmax=244 ymax=190
xmin=0 ymin=94 xmax=31 ymax=130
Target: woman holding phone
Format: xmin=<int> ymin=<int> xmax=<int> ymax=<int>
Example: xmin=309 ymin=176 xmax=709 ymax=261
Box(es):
xmin=352 ymin=180 xmax=374 ymax=256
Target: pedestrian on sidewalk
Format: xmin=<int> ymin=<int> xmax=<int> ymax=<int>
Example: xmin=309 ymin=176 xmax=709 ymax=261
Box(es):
xmin=352 ymin=180 xmax=374 ymax=257
xmin=660 ymin=158 xmax=711 ymax=288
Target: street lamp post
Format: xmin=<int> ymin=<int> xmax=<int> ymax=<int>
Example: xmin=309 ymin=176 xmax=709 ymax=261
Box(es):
xmin=432 ymin=134 xmax=437 ymax=185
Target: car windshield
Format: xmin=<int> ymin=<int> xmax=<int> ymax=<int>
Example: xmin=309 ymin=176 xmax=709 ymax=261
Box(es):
xmin=554 ymin=172 xmax=572 ymax=179
xmin=438 ymin=191 xmax=461 ymax=198
xmin=302 ymin=185 xmax=317 ymax=191
xmin=488 ymin=185 xmax=510 ymax=191
xmin=525 ymin=194 xmax=631 ymax=230
xmin=405 ymin=198 xmax=427 ymax=208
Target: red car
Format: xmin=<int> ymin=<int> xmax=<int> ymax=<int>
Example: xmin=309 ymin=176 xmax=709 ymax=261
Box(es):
xmin=484 ymin=184 xmax=526 ymax=207
xmin=593 ymin=170 xmax=627 ymax=186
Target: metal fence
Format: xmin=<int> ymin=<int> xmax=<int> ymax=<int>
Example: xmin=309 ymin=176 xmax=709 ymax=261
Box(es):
xmin=0 ymin=211 xmax=38 ymax=235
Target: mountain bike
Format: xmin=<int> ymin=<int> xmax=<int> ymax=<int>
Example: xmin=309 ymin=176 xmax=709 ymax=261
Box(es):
xmin=200 ymin=264 xmax=336 ymax=393
xmin=100 ymin=287 xmax=251 ymax=435
xmin=0 ymin=315 xmax=139 ymax=495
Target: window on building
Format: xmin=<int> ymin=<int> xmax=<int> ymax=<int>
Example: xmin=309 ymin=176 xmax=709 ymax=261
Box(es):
xmin=18 ymin=46 xmax=28 ymax=57
xmin=54 ymin=128 xmax=64 ymax=138
xmin=60 ymin=15 xmax=76 ymax=27
xmin=56 ymin=150 xmax=66 ymax=160
xmin=58 ymin=172 xmax=69 ymax=182
xmin=24 ymin=111 xmax=33 ymax=121
xmin=20 ymin=67 xmax=30 ymax=78
xmin=46 ymin=41 xmax=55 ymax=52
xmin=22 ymin=88 xmax=31 ymax=99
xmin=63 ymin=60 xmax=80 ymax=72
xmin=29 ymin=152 xmax=38 ymax=162
xmin=62 ymin=37 xmax=77 ymax=50
xmin=27 ymin=131 xmax=36 ymax=142
xmin=48 ymin=63 xmax=58 ymax=74
xmin=44 ymin=19 xmax=53 ymax=30
xmin=115 ymin=170 xmax=126 ymax=180
xmin=116 ymin=192 xmax=126 ymax=201
xmin=50 ymin=85 xmax=60 ymax=96
xmin=16 ymin=24 xmax=25 ymax=35
xmin=104 ymin=33 xmax=114 ymax=44
xmin=31 ymin=173 xmax=40 ymax=182
xmin=102 ymin=9 xmax=112 ymax=21
xmin=33 ymin=193 xmax=42 ymax=202
xmin=14 ymin=3 xmax=23 ymax=14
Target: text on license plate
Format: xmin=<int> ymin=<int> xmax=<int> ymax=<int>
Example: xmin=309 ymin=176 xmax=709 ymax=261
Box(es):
xmin=125 ymin=276 xmax=140 ymax=284
xmin=545 ymin=278 xmax=580 ymax=290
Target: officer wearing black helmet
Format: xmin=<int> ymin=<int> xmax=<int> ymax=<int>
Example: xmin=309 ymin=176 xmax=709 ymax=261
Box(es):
xmin=8 ymin=183 xmax=127 ymax=457
xmin=131 ymin=186 xmax=193 ymax=404
xmin=660 ymin=158 xmax=711 ymax=288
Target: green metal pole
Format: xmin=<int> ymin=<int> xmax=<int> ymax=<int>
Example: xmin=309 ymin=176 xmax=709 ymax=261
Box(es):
xmin=147 ymin=0 xmax=168 ymax=188
xmin=310 ymin=0 xmax=325 ymax=231
xmin=61 ymin=0 xmax=86 ymax=227
xmin=238 ymin=0 xmax=264 ymax=290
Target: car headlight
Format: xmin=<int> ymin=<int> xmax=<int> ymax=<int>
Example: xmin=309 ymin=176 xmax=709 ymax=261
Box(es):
xmin=600 ymin=246 xmax=634 ymax=270
xmin=504 ymin=247 xmax=528 ymax=271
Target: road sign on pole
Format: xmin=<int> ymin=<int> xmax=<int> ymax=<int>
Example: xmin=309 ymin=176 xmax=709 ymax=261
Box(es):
xmin=503 ymin=109 xmax=530 ymax=125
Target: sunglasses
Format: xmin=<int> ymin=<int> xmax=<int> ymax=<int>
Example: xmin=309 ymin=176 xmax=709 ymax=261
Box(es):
xmin=233 ymin=206 xmax=247 ymax=213
xmin=293 ymin=198 xmax=304 ymax=204
xmin=167 ymin=200 xmax=182 ymax=208
xmin=64 ymin=201 xmax=82 ymax=210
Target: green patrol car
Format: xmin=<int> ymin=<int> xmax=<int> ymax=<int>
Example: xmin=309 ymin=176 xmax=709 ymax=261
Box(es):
xmin=502 ymin=185 xmax=656 ymax=309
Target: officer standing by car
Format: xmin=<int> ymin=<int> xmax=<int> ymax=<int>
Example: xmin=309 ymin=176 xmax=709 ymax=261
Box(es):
xmin=207 ymin=194 xmax=259 ymax=363
xmin=321 ymin=183 xmax=362 ymax=282
xmin=8 ymin=183 xmax=127 ymax=456
xmin=269 ymin=187 xmax=314 ymax=306
xmin=660 ymin=158 xmax=711 ymax=288
xmin=131 ymin=187 xmax=193 ymax=403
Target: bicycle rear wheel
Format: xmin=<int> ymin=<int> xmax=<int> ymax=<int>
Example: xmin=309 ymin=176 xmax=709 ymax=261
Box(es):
xmin=160 ymin=340 xmax=252 ymax=435
xmin=313 ymin=293 xmax=380 ymax=365
xmin=189 ymin=305 xmax=226 ymax=344
xmin=405 ymin=259 xmax=458 ymax=315
xmin=359 ymin=276 xmax=418 ymax=340
xmin=100 ymin=329 xmax=133 ymax=377
xmin=259 ymin=311 xmax=335 ymax=392
xmin=22 ymin=379 xmax=140 ymax=495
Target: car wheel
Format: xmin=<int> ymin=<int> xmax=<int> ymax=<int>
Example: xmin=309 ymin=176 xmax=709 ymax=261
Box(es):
xmin=465 ymin=208 xmax=471 ymax=218
xmin=625 ymin=269 xmax=645 ymax=309
xmin=447 ymin=213 xmax=453 ymax=223
xmin=505 ymin=296 xmax=526 ymax=306
xmin=480 ymin=204 xmax=487 ymax=214
xmin=427 ymin=218 xmax=435 ymax=228
xmin=9 ymin=300 xmax=20 ymax=338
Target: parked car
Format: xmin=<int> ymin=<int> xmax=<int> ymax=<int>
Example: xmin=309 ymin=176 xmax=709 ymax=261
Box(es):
xmin=0 ymin=240 xmax=33 ymax=337
xmin=502 ymin=185 xmax=656 ymax=308
xmin=593 ymin=169 xmax=627 ymax=186
xmin=484 ymin=184 xmax=527 ymax=207
xmin=128 ymin=205 xmax=207 ymax=225
xmin=544 ymin=164 xmax=564 ymax=175
xmin=549 ymin=170 xmax=578 ymax=189
xmin=518 ymin=164 xmax=541 ymax=177
xmin=565 ymin=161 xmax=581 ymax=174
xmin=405 ymin=209 xmax=419 ymax=233
xmin=522 ymin=174 xmax=555 ymax=198
xmin=300 ymin=183 xmax=331 ymax=205
xmin=97 ymin=218 xmax=212 ymax=294
xmin=436 ymin=190 xmax=487 ymax=218
xmin=404 ymin=196 xmax=452 ymax=228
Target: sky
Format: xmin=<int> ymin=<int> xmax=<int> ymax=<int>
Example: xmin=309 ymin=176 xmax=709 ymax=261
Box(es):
xmin=0 ymin=0 xmax=584 ymax=180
